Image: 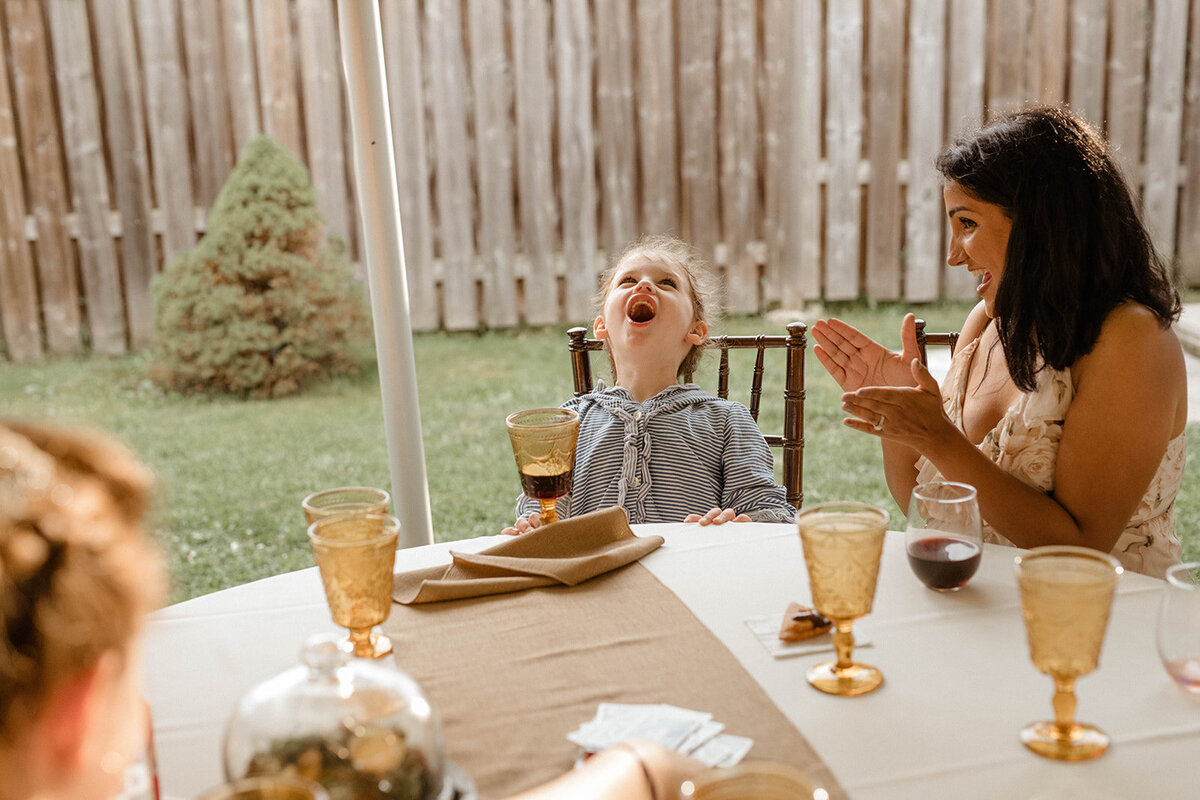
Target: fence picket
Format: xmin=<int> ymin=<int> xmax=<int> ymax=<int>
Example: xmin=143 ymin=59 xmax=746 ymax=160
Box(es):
xmin=181 ymin=0 xmax=234 ymax=208
xmin=7 ymin=0 xmax=81 ymax=353
xmin=824 ymin=0 xmax=863 ymax=301
xmin=1029 ymin=0 xmax=1068 ymax=103
xmin=92 ymin=0 xmax=156 ymax=351
xmin=254 ymin=0 xmax=303 ymax=157
xmin=760 ymin=0 xmax=790 ymax=306
xmin=1069 ymin=0 xmax=1108 ymax=127
xmin=944 ymin=0 xmax=985 ymax=300
xmin=678 ymin=0 xmax=720 ymax=265
xmin=904 ymin=0 xmax=945 ymax=303
xmin=296 ymin=0 xmax=350 ymax=245
xmin=381 ymin=0 xmax=436 ymax=331
xmin=1179 ymin=0 xmax=1200 ymax=282
xmin=135 ymin=0 xmax=195 ymax=264
xmin=469 ymin=0 xmax=517 ymax=327
xmin=1143 ymin=0 xmax=1190 ymax=262
xmin=47 ymin=0 xmax=126 ymax=354
xmin=221 ymin=0 xmax=260 ymax=158
xmin=1107 ymin=0 xmax=1149 ymax=189
xmin=595 ymin=0 xmax=637 ymax=259
xmin=555 ymin=0 xmax=599 ymax=322
xmin=866 ymin=0 xmax=903 ymax=302
xmin=783 ymin=0 xmax=822 ymax=307
xmin=0 ymin=8 xmax=41 ymax=360
xmin=426 ymin=0 xmax=476 ymax=329
xmin=512 ymin=0 xmax=558 ymax=327
xmin=987 ymin=0 xmax=1028 ymax=118
xmin=719 ymin=0 xmax=759 ymax=314
xmin=635 ymin=0 xmax=677 ymax=239
xmin=946 ymin=0 xmax=985 ymax=138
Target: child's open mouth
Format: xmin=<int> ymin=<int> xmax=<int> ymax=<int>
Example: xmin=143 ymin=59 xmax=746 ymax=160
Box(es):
xmin=626 ymin=295 xmax=657 ymax=323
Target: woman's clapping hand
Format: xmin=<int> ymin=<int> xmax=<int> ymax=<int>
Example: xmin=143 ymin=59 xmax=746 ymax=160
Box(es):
xmin=813 ymin=313 xmax=922 ymax=392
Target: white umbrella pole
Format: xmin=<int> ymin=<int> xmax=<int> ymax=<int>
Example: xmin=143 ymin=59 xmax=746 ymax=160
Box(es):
xmin=337 ymin=0 xmax=433 ymax=547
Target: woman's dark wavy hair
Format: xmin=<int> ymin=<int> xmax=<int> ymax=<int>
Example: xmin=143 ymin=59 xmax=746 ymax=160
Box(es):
xmin=936 ymin=105 xmax=1180 ymax=391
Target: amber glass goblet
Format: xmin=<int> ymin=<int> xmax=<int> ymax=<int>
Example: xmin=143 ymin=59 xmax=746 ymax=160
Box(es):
xmin=797 ymin=502 xmax=889 ymax=696
xmin=506 ymin=408 xmax=580 ymax=525
xmin=679 ymin=761 xmax=822 ymax=799
xmin=1014 ymin=546 xmax=1122 ymax=761
xmin=301 ymin=486 xmax=390 ymax=525
xmin=308 ymin=513 xmax=400 ymax=659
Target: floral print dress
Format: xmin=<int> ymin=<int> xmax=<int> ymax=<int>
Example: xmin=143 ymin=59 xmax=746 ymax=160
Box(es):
xmin=915 ymin=338 xmax=1185 ymax=578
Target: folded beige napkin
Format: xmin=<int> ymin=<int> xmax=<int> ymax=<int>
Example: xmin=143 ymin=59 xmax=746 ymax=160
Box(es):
xmin=392 ymin=506 xmax=663 ymax=604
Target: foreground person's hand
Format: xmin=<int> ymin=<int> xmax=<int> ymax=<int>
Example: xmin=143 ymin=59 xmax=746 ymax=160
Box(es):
xmin=684 ymin=507 xmax=752 ymax=525
xmin=502 ymin=511 xmax=541 ymax=536
xmin=503 ymin=739 xmax=703 ymax=800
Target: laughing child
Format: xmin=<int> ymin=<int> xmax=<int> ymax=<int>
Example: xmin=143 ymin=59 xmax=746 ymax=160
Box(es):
xmin=506 ymin=236 xmax=795 ymax=533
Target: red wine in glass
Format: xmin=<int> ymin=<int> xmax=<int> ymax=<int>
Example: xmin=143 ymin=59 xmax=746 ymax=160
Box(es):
xmin=520 ymin=466 xmax=573 ymax=499
xmin=907 ymin=536 xmax=981 ymax=591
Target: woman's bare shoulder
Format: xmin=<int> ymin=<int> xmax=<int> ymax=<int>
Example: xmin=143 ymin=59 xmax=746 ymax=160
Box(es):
xmin=1094 ymin=302 xmax=1179 ymax=354
xmin=957 ymin=301 xmax=990 ymax=350
xmin=1077 ymin=302 xmax=1184 ymax=383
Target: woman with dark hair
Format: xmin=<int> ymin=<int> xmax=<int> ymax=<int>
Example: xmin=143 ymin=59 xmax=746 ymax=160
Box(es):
xmin=812 ymin=105 xmax=1186 ymax=577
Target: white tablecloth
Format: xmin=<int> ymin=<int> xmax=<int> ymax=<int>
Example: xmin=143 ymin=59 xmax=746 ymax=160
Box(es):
xmin=144 ymin=523 xmax=1200 ymax=799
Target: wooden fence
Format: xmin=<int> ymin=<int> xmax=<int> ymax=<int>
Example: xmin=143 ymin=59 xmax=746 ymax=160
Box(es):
xmin=1 ymin=0 xmax=1199 ymax=360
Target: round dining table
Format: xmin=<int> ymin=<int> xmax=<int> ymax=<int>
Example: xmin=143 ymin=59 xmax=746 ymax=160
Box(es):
xmin=143 ymin=522 xmax=1200 ymax=799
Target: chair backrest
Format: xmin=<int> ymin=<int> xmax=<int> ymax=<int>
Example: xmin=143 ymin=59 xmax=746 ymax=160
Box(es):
xmin=567 ymin=322 xmax=807 ymax=509
xmin=914 ymin=318 xmax=960 ymax=366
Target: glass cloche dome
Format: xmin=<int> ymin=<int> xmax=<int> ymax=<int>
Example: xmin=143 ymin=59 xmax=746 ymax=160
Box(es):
xmin=224 ymin=634 xmax=469 ymax=800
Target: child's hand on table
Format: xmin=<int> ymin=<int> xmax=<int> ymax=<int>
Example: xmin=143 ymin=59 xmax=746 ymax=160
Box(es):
xmin=684 ymin=507 xmax=751 ymax=525
xmin=502 ymin=511 xmax=542 ymax=536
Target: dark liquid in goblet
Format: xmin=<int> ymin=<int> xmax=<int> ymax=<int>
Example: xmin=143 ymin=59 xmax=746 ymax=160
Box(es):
xmin=520 ymin=467 xmax=573 ymax=499
xmin=907 ymin=537 xmax=981 ymax=590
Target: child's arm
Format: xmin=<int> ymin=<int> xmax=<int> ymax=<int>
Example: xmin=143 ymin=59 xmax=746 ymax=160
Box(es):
xmin=716 ymin=404 xmax=796 ymax=523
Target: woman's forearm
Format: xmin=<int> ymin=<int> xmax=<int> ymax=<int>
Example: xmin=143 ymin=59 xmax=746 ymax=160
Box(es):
xmin=880 ymin=440 xmax=921 ymax=512
xmin=921 ymin=435 xmax=1113 ymax=551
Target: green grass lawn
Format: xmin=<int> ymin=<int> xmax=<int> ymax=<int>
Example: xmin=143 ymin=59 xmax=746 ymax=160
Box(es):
xmin=3 ymin=300 xmax=1196 ymax=602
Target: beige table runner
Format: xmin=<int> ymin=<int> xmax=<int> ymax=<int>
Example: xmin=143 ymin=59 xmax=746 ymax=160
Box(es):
xmin=384 ymin=561 xmax=847 ymax=800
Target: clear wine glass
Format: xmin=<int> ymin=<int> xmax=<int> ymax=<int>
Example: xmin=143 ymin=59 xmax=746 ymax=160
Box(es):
xmin=905 ymin=481 xmax=983 ymax=591
xmin=1157 ymin=561 xmax=1200 ymax=693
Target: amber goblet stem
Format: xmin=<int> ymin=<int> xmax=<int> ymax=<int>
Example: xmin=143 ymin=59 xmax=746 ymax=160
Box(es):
xmin=1052 ymin=676 xmax=1078 ymax=739
xmin=832 ymin=621 xmax=856 ymax=672
xmin=538 ymin=498 xmax=559 ymax=525
xmin=347 ymin=627 xmax=376 ymax=659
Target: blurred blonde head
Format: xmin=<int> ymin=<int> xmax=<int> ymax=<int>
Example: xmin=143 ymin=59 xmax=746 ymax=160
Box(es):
xmin=0 ymin=421 xmax=165 ymax=798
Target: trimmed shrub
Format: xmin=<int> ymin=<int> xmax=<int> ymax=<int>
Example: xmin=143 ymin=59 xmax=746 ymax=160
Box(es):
xmin=151 ymin=135 xmax=369 ymax=398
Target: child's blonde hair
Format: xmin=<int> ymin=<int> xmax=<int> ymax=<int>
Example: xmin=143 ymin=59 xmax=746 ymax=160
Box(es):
xmin=594 ymin=235 xmax=720 ymax=381
xmin=0 ymin=422 xmax=164 ymax=746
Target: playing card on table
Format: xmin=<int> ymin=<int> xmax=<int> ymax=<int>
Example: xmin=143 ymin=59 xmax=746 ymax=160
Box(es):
xmin=568 ymin=703 xmax=713 ymax=753
xmin=677 ymin=719 xmax=725 ymax=754
xmin=690 ymin=733 xmax=755 ymax=767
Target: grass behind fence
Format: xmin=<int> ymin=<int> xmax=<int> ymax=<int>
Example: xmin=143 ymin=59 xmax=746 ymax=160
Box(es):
xmin=2 ymin=301 xmax=1196 ymax=602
